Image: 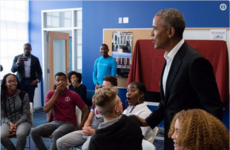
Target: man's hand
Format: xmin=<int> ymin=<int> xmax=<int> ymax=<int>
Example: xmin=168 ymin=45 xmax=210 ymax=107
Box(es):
xmin=76 ymin=126 xmax=82 ymax=131
xmin=16 ymin=56 xmax=25 ymax=64
xmin=82 ymin=126 xmax=95 ymax=136
xmin=55 ymin=83 xmax=65 ymax=95
xmin=95 ymin=84 xmax=102 ymax=90
xmin=135 ymin=115 xmax=149 ymax=127
xmin=31 ymin=79 xmax=38 ymax=86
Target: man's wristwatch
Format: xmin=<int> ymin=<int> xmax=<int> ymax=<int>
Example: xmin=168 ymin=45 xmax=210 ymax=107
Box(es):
xmin=36 ymin=79 xmax=39 ymax=82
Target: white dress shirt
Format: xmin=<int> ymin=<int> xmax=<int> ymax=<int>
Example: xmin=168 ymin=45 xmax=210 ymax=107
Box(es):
xmin=23 ymin=54 xmax=31 ymax=78
xmin=162 ymin=39 xmax=184 ymax=96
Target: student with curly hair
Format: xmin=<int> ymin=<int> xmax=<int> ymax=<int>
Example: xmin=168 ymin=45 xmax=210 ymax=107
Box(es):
xmin=168 ymin=109 xmax=229 ymax=150
xmin=67 ymin=71 xmax=87 ymax=105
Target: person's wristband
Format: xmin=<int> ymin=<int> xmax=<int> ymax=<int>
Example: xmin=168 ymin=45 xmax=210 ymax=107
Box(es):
xmin=36 ymin=79 xmax=40 ymax=82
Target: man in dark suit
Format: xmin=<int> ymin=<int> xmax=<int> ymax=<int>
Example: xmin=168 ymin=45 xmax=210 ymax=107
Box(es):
xmin=11 ymin=43 xmax=42 ymax=103
xmin=136 ymin=9 xmax=223 ymax=150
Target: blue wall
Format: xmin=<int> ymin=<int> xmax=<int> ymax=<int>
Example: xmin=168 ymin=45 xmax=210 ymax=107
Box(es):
xmin=82 ymin=1 xmax=229 ymax=90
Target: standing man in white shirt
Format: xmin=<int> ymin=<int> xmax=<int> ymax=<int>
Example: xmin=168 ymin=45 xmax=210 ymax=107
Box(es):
xmin=136 ymin=8 xmax=223 ymax=150
xmin=11 ymin=43 xmax=42 ymax=103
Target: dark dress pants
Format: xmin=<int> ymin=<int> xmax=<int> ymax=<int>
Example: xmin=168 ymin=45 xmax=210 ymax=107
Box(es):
xmin=21 ymin=79 xmax=36 ymax=103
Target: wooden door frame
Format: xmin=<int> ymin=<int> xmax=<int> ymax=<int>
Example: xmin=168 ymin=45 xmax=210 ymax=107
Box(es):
xmin=48 ymin=31 xmax=70 ymax=90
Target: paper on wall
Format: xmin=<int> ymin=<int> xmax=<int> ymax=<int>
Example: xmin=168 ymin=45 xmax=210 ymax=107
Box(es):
xmin=210 ymin=29 xmax=226 ymax=41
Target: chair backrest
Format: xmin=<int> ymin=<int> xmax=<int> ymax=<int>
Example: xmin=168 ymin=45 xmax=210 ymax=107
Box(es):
xmin=75 ymin=106 xmax=82 ymax=127
xmin=30 ymin=102 xmax=33 ymax=127
xmin=86 ymin=90 xmax=95 ymax=106
xmin=142 ymin=139 xmax=156 ymax=150
xmin=149 ymin=127 xmax=158 ymax=143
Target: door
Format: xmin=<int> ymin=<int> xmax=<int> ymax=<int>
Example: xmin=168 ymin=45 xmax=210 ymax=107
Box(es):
xmin=48 ymin=31 xmax=70 ymax=90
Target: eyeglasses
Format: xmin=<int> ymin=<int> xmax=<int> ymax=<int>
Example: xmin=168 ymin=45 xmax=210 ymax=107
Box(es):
xmin=7 ymin=80 xmax=17 ymax=83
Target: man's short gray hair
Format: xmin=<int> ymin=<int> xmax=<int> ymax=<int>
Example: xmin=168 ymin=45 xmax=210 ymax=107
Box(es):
xmin=156 ymin=8 xmax=185 ymax=38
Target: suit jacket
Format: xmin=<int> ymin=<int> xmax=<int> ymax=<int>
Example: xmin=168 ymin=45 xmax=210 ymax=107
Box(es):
xmin=11 ymin=54 xmax=42 ymax=87
xmin=145 ymin=42 xmax=223 ymax=150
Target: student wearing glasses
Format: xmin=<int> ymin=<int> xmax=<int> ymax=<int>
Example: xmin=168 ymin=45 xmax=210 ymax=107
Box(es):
xmin=1 ymin=73 xmax=31 ymax=150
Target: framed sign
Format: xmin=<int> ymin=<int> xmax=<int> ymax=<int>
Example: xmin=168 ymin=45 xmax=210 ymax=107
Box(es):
xmin=112 ymin=32 xmax=133 ymax=76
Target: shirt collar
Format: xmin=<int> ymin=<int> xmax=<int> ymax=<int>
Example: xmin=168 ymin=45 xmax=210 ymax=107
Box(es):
xmin=164 ymin=39 xmax=184 ymax=61
xmin=56 ymin=88 xmax=68 ymax=95
xmin=98 ymin=115 xmax=122 ymax=129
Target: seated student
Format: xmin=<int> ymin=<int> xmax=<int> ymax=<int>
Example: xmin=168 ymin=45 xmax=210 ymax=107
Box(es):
xmin=67 ymin=71 xmax=88 ymax=105
xmin=168 ymin=109 xmax=229 ymax=150
xmin=89 ymin=86 xmax=143 ymax=150
xmin=96 ymin=75 xmax=118 ymax=89
xmin=123 ymin=82 xmax=153 ymax=142
xmin=101 ymin=75 xmax=126 ymax=110
xmin=1 ymin=73 xmax=32 ymax=150
xmin=31 ymin=72 xmax=89 ymax=150
xmin=56 ymin=75 xmax=118 ymax=150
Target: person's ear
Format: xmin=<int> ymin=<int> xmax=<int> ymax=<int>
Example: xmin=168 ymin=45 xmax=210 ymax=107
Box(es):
xmin=114 ymin=105 xmax=119 ymax=113
xmin=140 ymin=92 xmax=144 ymax=98
xmin=168 ymin=27 xmax=175 ymax=38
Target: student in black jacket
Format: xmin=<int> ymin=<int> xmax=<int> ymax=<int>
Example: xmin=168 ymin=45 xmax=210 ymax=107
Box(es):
xmin=89 ymin=86 xmax=143 ymax=150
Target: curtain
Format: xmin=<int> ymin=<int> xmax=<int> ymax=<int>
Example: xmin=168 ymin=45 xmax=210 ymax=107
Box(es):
xmin=0 ymin=1 xmax=29 ymax=79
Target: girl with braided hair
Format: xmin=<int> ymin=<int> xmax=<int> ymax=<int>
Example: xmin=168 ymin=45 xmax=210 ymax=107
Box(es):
xmin=1 ymin=73 xmax=31 ymax=150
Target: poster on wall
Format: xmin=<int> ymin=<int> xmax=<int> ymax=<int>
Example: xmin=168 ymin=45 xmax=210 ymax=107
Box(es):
xmin=112 ymin=32 xmax=133 ymax=77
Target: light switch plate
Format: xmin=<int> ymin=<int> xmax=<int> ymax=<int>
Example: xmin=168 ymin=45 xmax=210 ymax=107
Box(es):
xmin=123 ymin=17 xmax=129 ymax=23
xmin=119 ymin=17 xmax=122 ymax=24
